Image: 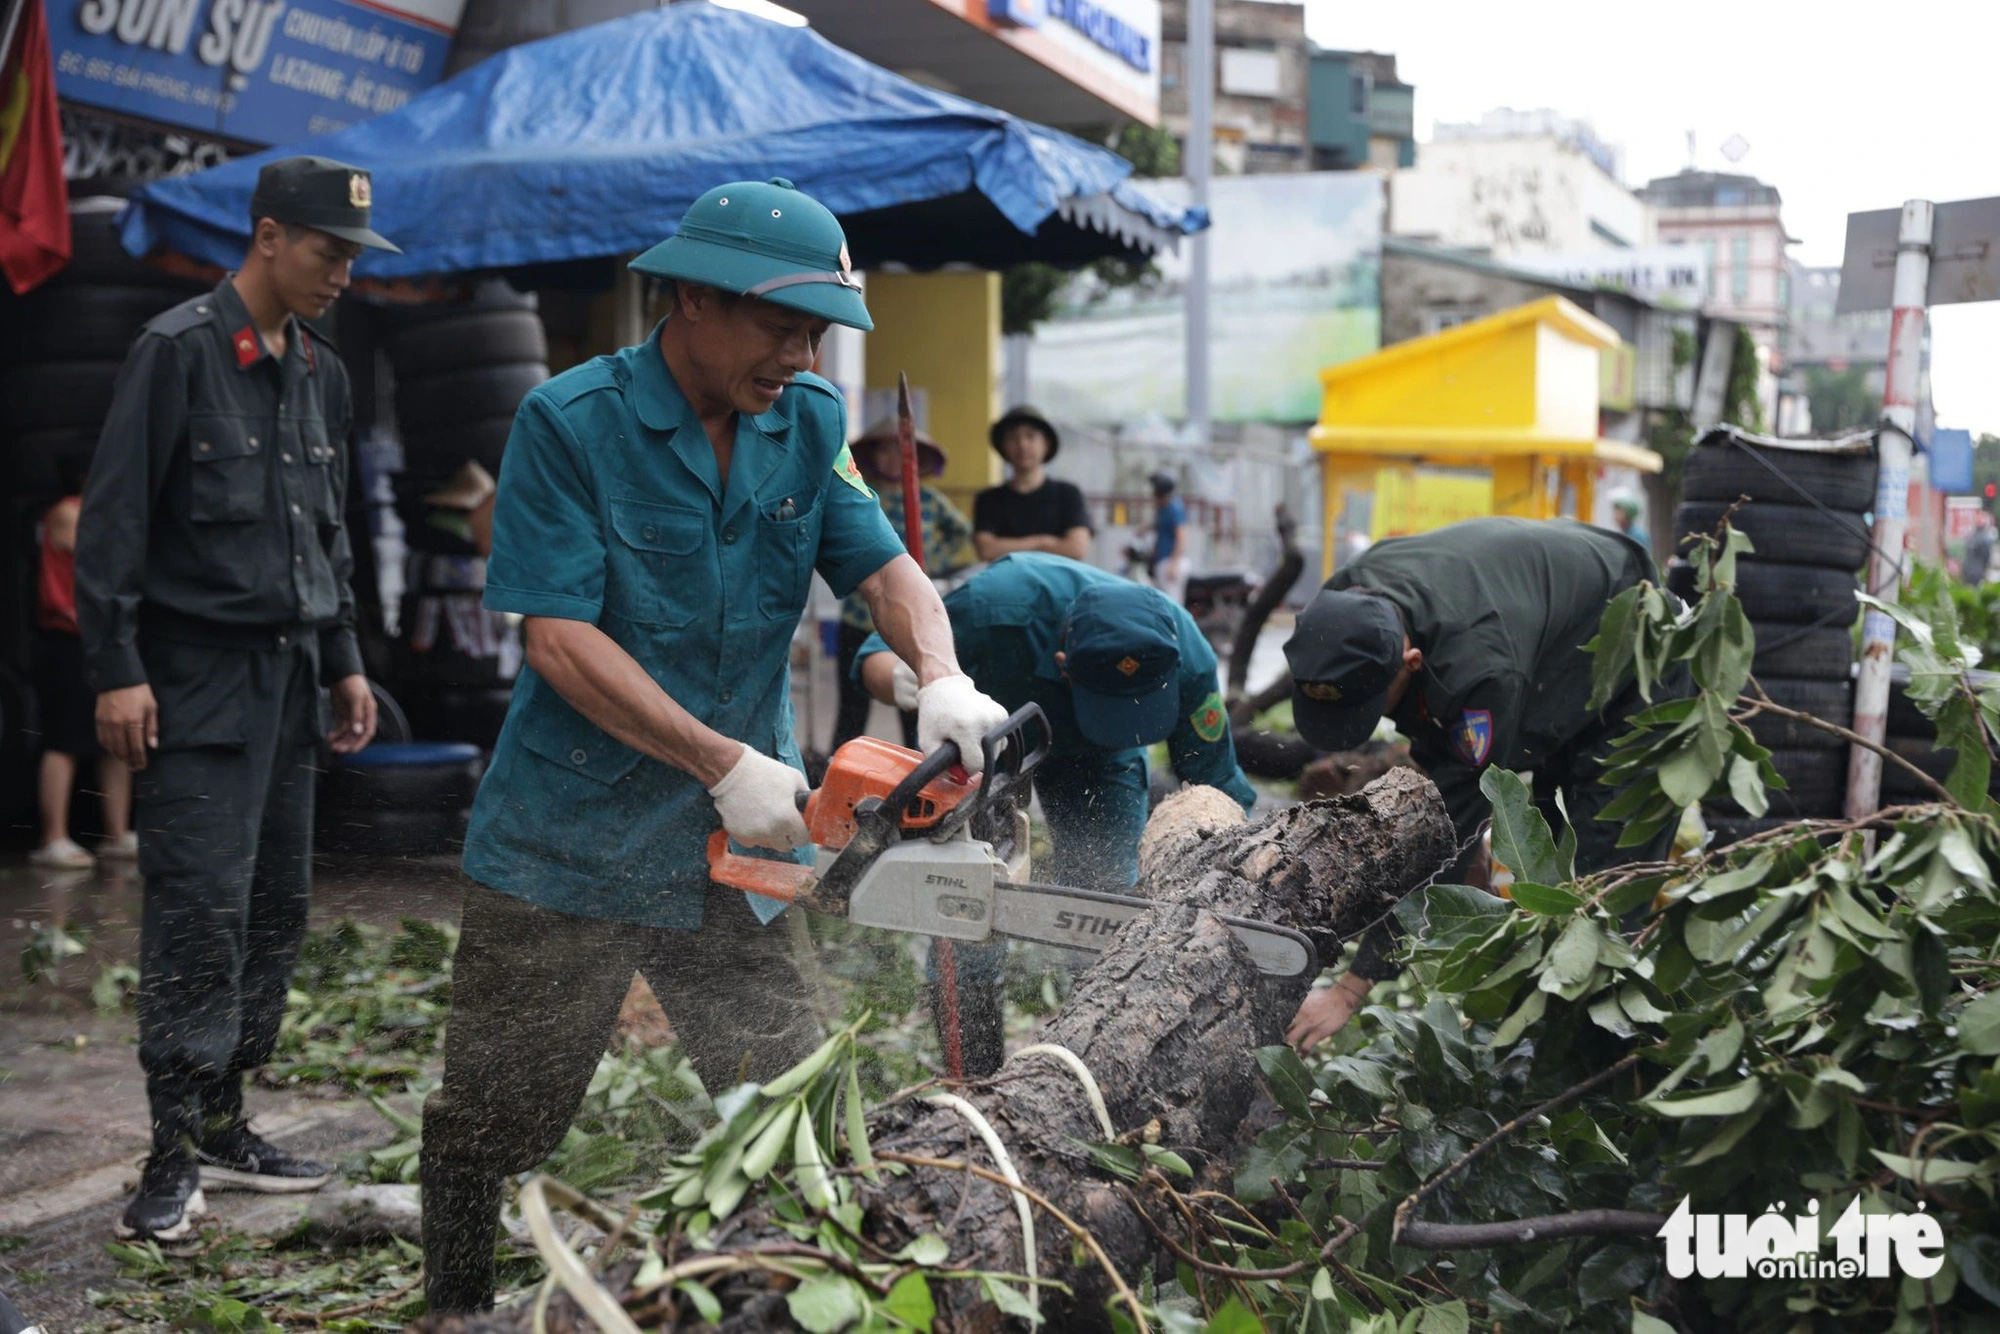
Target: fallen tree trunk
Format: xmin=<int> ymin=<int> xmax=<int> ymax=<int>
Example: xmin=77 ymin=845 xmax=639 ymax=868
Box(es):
xmin=424 ymin=769 xmax=1454 ymax=1333
xmin=1226 ymin=503 xmax=1303 ymax=697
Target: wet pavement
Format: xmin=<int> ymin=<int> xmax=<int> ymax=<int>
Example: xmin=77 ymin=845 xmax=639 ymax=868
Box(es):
xmin=0 ymin=853 xmax=465 ymax=1328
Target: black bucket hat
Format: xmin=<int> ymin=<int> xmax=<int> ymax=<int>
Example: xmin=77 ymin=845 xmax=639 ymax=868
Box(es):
xmin=989 ymin=406 xmax=1060 ymax=463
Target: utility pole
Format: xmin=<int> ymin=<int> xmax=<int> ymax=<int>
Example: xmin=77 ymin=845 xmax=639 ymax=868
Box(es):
xmin=1185 ymin=0 xmax=1214 ymax=444
xmin=1845 ymin=199 xmax=1933 ymax=821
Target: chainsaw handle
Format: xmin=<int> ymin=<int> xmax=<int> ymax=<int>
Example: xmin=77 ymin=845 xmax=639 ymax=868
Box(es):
xmin=706 ymin=830 xmax=816 ymax=905
xmin=883 ymin=704 xmax=1048 ymax=823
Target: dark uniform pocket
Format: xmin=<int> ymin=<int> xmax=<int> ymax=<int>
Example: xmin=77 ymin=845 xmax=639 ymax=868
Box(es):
xmin=518 ymin=690 xmax=643 ymax=786
xmin=607 ymin=498 xmax=706 ymax=628
xmin=753 ymin=488 xmax=821 ymax=620
xmin=300 ymin=417 xmax=339 ymax=525
xmin=142 ymin=639 xmax=252 ymax=751
xmin=187 ymin=414 xmax=268 ymax=523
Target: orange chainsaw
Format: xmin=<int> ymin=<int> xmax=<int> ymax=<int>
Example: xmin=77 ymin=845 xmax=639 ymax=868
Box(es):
xmin=706 ymin=705 xmax=1315 ymax=977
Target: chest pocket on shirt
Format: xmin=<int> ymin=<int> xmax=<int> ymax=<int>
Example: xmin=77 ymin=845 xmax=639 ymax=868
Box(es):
xmin=299 ymin=417 xmax=339 ymax=524
xmin=753 ymin=486 xmax=822 ymax=619
xmin=187 ymin=414 xmax=267 ymax=522
xmin=608 ymin=497 xmax=705 ymax=628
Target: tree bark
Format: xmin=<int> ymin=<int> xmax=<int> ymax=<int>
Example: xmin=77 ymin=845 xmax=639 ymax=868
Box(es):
xmin=420 ymin=769 xmax=1455 ymax=1333
xmin=1226 ymin=504 xmax=1303 ymax=696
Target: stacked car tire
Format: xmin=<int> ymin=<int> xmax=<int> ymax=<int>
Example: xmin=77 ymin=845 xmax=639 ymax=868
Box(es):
xmin=1667 ymin=436 xmax=1876 ymax=847
xmin=0 ymin=194 xmax=209 ymax=837
xmin=376 ymin=282 xmax=547 ymax=750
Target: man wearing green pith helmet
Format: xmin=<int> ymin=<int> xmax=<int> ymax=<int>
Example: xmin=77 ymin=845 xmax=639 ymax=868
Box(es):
xmin=418 ymin=179 xmax=1008 ymax=1314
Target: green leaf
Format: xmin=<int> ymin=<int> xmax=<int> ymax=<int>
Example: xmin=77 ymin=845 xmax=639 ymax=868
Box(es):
xmin=1725 ymin=753 xmax=1769 ymax=818
xmin=1256 ymin=1045 xmax=1318 ymax=1119
xmin=678 ymin=1280 xmax=724 ymax=1324
xmin=1201 ymin=1300 xmax=1263 ymax=1334
xmin=979 ymin=1275 xmax=1043 ymax=1325
xmin=1509 ymin=882 xmax=1584 ymax=915
xmin=1322 ymin=1056 xmax=1399 ymax=1101
xmin=1234 ymin=1123 xmax=1310 ymax=1200
xmin=844 ymin=1052 xmax=876 ymax=1178
xmin=1657 ymin=739 xmax=1715 ymax=809
xmin=1079 ymin=1140 xmax=1145 ymax=1182
xmin=1540 ymin=917 xmax=1603 ymax=996
xmin=1491 ymin=987 xmax=1547 ymax=1048
xmin=882 ymin=1272 xmax=937 ymax=1332
xmin=1398 ymin=882 xmax=1513 ymax=946
xmin=1588 ymin=586 xmax=1642 ymax=711
xmin=1141 ymin=1144 xmax=1194 ymax=1178
xmin=1642 ymin=1076 xmax=1762 ymax=1118
xmin=1482 ymin=768 xmax=1566 ymax=886
xmin=1416 ymin=1301 xmax=1471 ymax=1334
xmin=1948 ymin=1235 xmax=2000 ymax=1309
xmin=897 ymin=1234 xmax=950 ymax=1266
xmin=1631 ymin=1310 xmax=1677 ymax=1334
xmin=1871 ymin=1150 xmax=1987 ymax=1184
xmin=1940 ymin=826 xmax=1994 ymax=890
xmin=789 ymin=1273 xmax=865 ymax=1332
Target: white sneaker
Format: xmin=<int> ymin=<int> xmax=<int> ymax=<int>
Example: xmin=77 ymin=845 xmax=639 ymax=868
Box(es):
xmin=30 ymin=837 xmax=95 ymax=869
xmin=100 ymin=832 xmax=139 ymax=860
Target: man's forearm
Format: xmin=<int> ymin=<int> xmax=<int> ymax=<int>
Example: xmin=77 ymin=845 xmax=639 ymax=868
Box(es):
xmin=857 ymin=554 xmax=961 ymax=685
xmin=524 ymin=617 xmax=741 ymax=788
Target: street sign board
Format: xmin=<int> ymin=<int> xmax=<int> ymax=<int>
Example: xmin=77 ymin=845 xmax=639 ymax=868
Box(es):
xmin=1837 ymin=195 xmax=2000 ymax=312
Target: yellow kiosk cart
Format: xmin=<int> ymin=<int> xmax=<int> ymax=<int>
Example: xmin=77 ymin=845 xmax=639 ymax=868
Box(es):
xmin=1311 ymin=295 xmax=1662 ymax=577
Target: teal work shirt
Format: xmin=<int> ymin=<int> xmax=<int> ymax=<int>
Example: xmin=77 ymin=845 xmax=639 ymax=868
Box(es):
xmin=462 ymin=322 xmax=905 ymax=928
xmin=855 ymin=554 xmax=1256 ymax=809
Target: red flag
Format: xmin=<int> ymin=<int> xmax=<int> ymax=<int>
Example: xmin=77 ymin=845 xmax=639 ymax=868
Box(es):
xmin=0 ymin=0 xmax=69 ymax=294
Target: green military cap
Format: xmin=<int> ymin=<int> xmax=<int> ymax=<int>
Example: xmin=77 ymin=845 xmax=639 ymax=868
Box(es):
xmin=250 ymin=155 xmax=400 ymax=252
xmin=1062 ymin=583 xmax=1182 ymax=748
xmin=630 ymin=178 xmax=872 ymax=331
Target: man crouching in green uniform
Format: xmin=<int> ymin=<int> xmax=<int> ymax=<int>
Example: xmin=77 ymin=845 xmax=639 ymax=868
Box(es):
xmin=1281 ymin=517 xmax=1685 ymax=1049
xmin=419 ymin=180 xmax=1008 ymax=1315
xmin=856 ymin=553 xmax=1257 ymax=1074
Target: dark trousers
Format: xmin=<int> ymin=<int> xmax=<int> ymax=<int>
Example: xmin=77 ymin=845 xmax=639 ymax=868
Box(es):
xmin=831 ymin=622 xmax=916 ymax=752
xmin=420 ymin=883 xmax=822 ymax=1312
xmin=932 ymin=750 xmax=1151 ymax=1076
xmin=134 ymin=635 xmax=322 ymax=1148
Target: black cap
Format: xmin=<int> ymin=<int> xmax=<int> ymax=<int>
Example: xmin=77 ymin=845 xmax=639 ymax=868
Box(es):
xmin=1284 ymin=589 xmax=1405 ymax=751
xmin=249 ymin=155 xmax=400 ymax=252
xmin=990 ymin=406 xmax=1060 ymax=462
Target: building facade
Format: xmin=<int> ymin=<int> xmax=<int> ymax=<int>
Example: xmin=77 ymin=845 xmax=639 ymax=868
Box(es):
xmin=1389 ymin=113 xmax=1653 ymax=258
xmin=1307 ymin=50 xmax=1414 ymax=173
xmin=1158 ymin=0 xmax=1310 ymax=173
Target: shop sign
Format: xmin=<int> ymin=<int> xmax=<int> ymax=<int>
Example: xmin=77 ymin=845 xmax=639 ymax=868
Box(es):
xmin=1510 ymin=246 xmax=1710 ymax=305
xmin=51 ymin=0 xmax=467 ymax=147
xmin=989 ymin=0 xmax=1153 ymax=73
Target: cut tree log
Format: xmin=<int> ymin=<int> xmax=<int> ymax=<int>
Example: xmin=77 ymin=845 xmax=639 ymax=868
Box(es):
xmin=416 ymin=769 xmax=1454 ymax=1333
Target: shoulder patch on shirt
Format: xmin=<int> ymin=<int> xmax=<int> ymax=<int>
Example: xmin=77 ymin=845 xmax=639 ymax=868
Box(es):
xmin=1191 ymin=690 xmax=1227 ymax=742
xmin=833 ymin=442 xmax=874 ymax=497
xmin=141 ymin=294 xmax=213 ymax=338
xmin=1452 ymin=709 xmax=1494 ymax=766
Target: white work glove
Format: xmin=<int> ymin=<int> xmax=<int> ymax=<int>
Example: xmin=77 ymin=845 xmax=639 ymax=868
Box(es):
xmin=916 ymin=674 xmax=1011 ymax=774
xmin=889 ymin=658 xmax=921 ymax=711
xmin=707 ymin=744 xmax=810 ymax=850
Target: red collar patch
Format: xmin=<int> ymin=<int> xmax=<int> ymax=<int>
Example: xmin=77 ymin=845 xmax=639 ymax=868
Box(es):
xmin=232 ymin=326 xmax=261 ymax=369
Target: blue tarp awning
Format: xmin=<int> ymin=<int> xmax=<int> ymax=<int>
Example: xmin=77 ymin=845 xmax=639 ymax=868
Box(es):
xmin=118 ymin=2 xmax=1204 ymax=280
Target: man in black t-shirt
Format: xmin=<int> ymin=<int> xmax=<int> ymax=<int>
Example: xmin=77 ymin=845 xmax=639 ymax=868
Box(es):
xmin=974 ymin=406 xmax=1093 ymax=563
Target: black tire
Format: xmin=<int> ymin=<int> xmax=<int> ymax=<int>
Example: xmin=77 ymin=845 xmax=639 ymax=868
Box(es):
xmin=369 ymin=681 xmax=413 ymax=746
xmin=387 ymin=311 xmax=548 ymax=378
xmin=1706 ymin=815 xmax=1832 ymax=849
xmin=1674 ymin=501 xmax=1871 ymax=571
xmin=6 ymin=429 xmax=97 ymax=506
xmin=371 ymin=280 xmax=536 ymax=334
xmin=1682 ymin=441 xmax=1878 ymax=511
xmin=2 ymin=362 xmax=125 ymax=433
xmin=1665 ymin=558 xmax=1859 ymax=627
xmin=400 ymin=415 xmax=516 ymax=478
xmin=1888 ymin=687 xmax=1937 ymax=740
xmin=1711 ymin=746 xmax=1848 ymax=818
xmin=317 ymin=805 xmax=469 ymax=858
xmin=319 ymin=742 xmax=484 ymax=813
xmin=1751 ymin=624 xmax=1855 ymax=682
xmin=51 ymin=204 xmax=199 ymax=289
xmin=391 ymin=475 xmax=485 ymax=557
xmin=423 ymin=686 xmax=515 ymax=748
xmin=1 ymin=285 xmax=186 ymax=361
xmin=396 ymin=363 xmax=546 ymax=434
xmin=1746 ymin=678 xmax=1852 ymax=751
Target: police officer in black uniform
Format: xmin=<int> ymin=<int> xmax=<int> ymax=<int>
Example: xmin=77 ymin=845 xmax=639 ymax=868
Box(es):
xmin=77 ymin=156 xmax=396 ymax=1243
xmin=1280 ymin=516 xmax=1687 ymax=1048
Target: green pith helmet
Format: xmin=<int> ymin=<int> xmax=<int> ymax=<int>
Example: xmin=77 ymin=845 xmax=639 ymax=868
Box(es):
xmin=630 ymin=178 xmax=871 ymax=331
